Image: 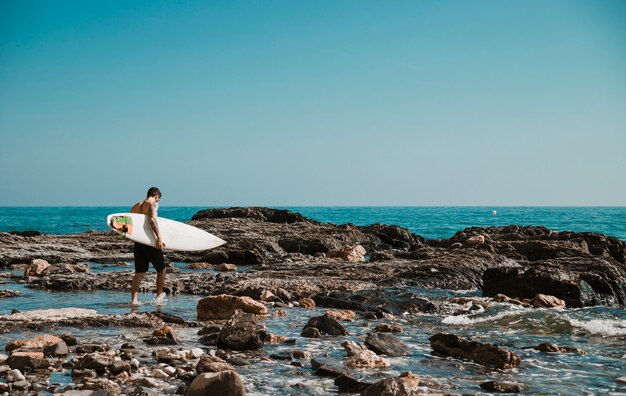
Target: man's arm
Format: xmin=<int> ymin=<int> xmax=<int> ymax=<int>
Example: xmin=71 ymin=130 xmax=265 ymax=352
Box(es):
xmin=148 ymin=202 xmax=165 ymax=249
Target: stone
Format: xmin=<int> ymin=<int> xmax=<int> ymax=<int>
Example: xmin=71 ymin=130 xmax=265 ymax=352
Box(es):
xmin=215 ymin=263 xmax=237 ymax=272
xmin=265 ymin=333 xmax=288 ymax=343
xmin=302 ymin=314 xmax=348 ymax=336
xmin=111 ymin=360 xmax=132 ymax=375
xmin=163 ymin=365 xmax=177 ymax=376
xmin=24 ymin=259 xmax=50 ymax=276
xmin=43 ymin=340 xmax=69 ymax=357
xmin=325 ymin=310 xmax=356 ymax=321
xmin=151 ymin=368 xmax=170 ymax=378
xmin=365 ymin=332 xmax=408 ymax=356
xmin=197 ymin=294 xmax=267 ymax=320
xmin=362 ymin=372 xmax=420 ymax=396
xmin=429 ymin=333 xmax=521 ymax=369
xmin=6 ymin=334 xmax=64 ymax=352
xmin=299 ymin=297 xmax=316 ymax=308
xmin=466 ymin=235 xmax=486 ymax=246
xmin=341 ymin=340 xmax=366 ymax=357
xmin=311 ymin=356 xmax=350 ymax=377
xmin=6 ymin=354 xmax=49 ymax=371
xmin=59 ymin=333 xmax=78 ymax=346
xmin=334 ymin=374 xmax=373 ymax=393
xmin=480 ymin=380 xmax=524 ymax=393
xmin=186 ymin=371 xmax=246 ymax=396
xmin=346 ymin=350 xmax=389 ymax=368
xmin=327 ymin=245 xmax=367 ymax=262
xmin=73 ymin=353 xmax=115 ymax=373
xmin=9 ymin=368 xmax=25 ymax=381
xmin=375 ymin=323 xmax=403 ymax=333
xmin=300 ymin=327 xmax=321 ymax=338
xmin=152 ymin=324 xmax=175 ymax=338
xmin=217 ymin=310 xmax=267 ymax=351
xmin=531 ymin=294 xmax=566 ymax=308
xmin=196 ymin=356 xmax=236 ymax=373
xmin=74 ymin=344 xmax=110 ymax=354
xmin=184 ymin=262 xmax=213 ymax=269
xmin=11 ymin=380 xmax=31 ymax=391
xmin=531 ymin=343 xmax=587 ymax=354
xmin=260 ymin=290 xmax=275 ymax=301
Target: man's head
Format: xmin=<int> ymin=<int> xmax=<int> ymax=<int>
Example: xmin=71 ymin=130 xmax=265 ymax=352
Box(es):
xmin=146 ymin=187 xmax=162 ymax=202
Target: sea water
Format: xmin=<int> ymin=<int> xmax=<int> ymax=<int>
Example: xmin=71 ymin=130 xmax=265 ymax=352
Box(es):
xmin=0 ymin=206 xmax=625 ymax=241
xmin=1 ymin=207 xmax=625 ymax=394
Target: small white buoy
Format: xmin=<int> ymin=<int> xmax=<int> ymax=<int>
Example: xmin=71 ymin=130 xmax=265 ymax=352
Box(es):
xmin=492 ymin=210 xmax=497 ymax=215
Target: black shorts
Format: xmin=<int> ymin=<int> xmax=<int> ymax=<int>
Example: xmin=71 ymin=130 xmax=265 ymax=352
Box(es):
xmin=133 ymin=243 xmax=165 ymax=273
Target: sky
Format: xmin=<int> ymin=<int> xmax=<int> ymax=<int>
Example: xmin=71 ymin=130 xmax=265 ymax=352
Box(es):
xmin=0 ymin=0 xmax=625 ymax=206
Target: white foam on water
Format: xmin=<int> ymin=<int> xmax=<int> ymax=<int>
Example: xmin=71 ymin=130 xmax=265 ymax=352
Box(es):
xmin=441 ymin=307 xmax=523 ymax=325
xmin=566 ymin=316 xmax=626 ymax=336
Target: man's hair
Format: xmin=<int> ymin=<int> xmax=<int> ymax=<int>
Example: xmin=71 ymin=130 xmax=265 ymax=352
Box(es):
xmin=146 ymin=187 xmax=161 ymax=198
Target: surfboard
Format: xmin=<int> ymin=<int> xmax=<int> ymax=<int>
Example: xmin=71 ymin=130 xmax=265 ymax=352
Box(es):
xmin=106 ymin=213 xmax=226 ymax=252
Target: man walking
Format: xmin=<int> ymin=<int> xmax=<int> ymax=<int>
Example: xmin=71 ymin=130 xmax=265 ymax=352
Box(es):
xmin=130 ymin=187 xmax=167 ymax=305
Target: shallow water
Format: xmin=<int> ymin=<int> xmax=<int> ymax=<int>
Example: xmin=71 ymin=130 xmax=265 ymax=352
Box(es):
xmin=2 ymin=273 xmax=625 ymax=394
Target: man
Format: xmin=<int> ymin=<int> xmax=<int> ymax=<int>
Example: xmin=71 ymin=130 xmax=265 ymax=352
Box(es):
xmin=130 ymin=187 xmax=167 ymax=305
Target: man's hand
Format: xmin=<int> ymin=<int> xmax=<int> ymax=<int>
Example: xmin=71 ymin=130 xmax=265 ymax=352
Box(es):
xmin=156 ymin=238 xmax=166 ymax=250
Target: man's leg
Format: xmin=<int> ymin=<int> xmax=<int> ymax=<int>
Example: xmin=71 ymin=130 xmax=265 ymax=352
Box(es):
xmin=131 ymin=272 xmax=145 ymax=304
xmin=156 ymin=269 xmax=165 ymax=296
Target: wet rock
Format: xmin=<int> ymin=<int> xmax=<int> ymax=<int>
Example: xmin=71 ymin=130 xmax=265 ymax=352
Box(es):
xmin=9 ymin=368 xmax=25 ymax=381
xmin=41 ymin=263 xmax=89 ymax=276
xmin=311 ymin=356 xmax=351 ymax=377
xmin=375 ymin=323 xmax=403 ymax=333
xmin=0 ymin=289 xmax=20 ymax=298
xmin=43 ymin=340 xmax=69 ymax=357
xmin=265 ymin=333 xmax=289 ymax=343
xmin=342 ymin=340 xmax=366 ymax=357
xmin=365 ymin=332 xmax=408 ymax=356
xmin=314 ymin=289 xmax=438 ymax=315
xmin=6 ymin=354 xmax=49 ymax=371
xmin=6 ymin=334 xmax=64 ymax=352
xmin=334 ymin=374 xmax=374 ymax=393
xmin=75 ymin=344 xmax=110 ymax=354
xmin=152 ymin=324 xmax=176 ymax=338
xmin=530 ymin=343 xmax=587 ymax=354
xmin=59 ymin=332 xmax=77 ymax=346
xmin=360 ymin=223 xmax=423 ymax=250
xmin=217 ymin=310 xmax=267 ymax=351
xmin=429 ymin=333 xmax=521 ymax=369
xmin=192 ymin=206 xmax=308 ymax=223
xmin=299 ymin=297 xmax=316 ymax=308
xmin=531 ymin=294 xmax=566 ymax=308
xmin=111 ymin=360 xmax=132 ymax=375
xmin=196 ymin=356 xmax=235 ymax=373
xmin=362 ymin=372 xmax=420 ymax=396
xmin=197 ymin=294 xmax=267 ymax=320
xmin=184 ymin=262 xmax=213 ymax=269
xmin=186 ymin=370 xmax=246 ymax=396
xmin=346 ymin=349 xmax=389 ymax=368
xmin=480 ymin=380 xmax=524 ymax=393
xmin=73 ymin=353 xmax=115 ymax=373
xmin=24 ymin=259 xmax=50 ymax=276
xmin=11 ymin=380 xmax=31 ymax=391
xmin=215 ymin=263 xmax=237 ymax=272
xmin=327 ymin=245 xmax=366 ymax=262
xmin=466 ymin=235 xmax=486 ymax=246
xmin=325 ymin=310 xmax=357 ymax=321
xmin=301 ymin=327 xmax=321 ymax=338
xmin=302 ymin=314 xmax=348 ymax=336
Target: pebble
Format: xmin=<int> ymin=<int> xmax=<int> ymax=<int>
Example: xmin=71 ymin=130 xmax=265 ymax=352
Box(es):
xmin=151 ymin=368 xmax=170 ymax=379
xmin=163 ymin=366 xmax=177 ymax=376
xmin=130 ymin=358 xmax=140 ymax=369
xmin=10 ymin=368 xmax=25 ymax=382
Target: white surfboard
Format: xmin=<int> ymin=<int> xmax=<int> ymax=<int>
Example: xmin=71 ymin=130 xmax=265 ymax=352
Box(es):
xmin=106 ymin=213 xmax=226 ymax=252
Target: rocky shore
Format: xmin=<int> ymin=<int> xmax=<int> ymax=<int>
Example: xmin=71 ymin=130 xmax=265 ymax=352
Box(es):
xmin=1 ymin=207 xmax=625 ymax=395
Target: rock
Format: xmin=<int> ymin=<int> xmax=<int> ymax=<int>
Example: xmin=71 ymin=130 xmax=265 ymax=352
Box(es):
xmin=111 ymin=360 xmax=132 ymax=375
xmin=346 ymin=349 xmax=389 ymax=368
xmin=341 ymin=340 xmax=366 ymax=357
xmin=530 ymin=343 xmax=587 ymax=354
xmin=365 ymin=332 xmax=408 ymax=356
xmin=75 ymin=344 xmax=110 ymax=354
xmin=152 ymin=325 xmax=176 ymax=338
xmin=334 ymin=374 xmax=373 ymax=393
xmin=265 ymin=333 xmax=288 ymax=343
xmin=299 ymin=297 xmax=316 ymax=308
xmin=24 ymin=259 xmax=50 ymax=276
xmin=375 ymin=323 xmax=403 ymax=333
xmin=531 ymin=294 xmax=566 ymax=308
xmin=73 ymin=353 xmax=115 ymax=373
xmin=184 ymin=262 xmax=214 ymax=269
xmin=11 ymin=380 xmax=31 ymax=391
xmin=130 ymin=358 xmax=140 ymax=369
xmin=429 ymin=333 xmax=521 ymax=369
xmin=362 ymin=372 xmax=420 ymax=396
xmin=196 ymin=356 xmax=236 ymax=373
xmin=163 ymin=365 xmax=176 ymax=376
xmin=59 ymin=332 xmax=78 ymax=346
xmin=197 ymin=294 xmax=267 ymax=320
xmin=466 ymin=235 xmax=486 ymax=246
xmin=215 ymin=263 xmax=237 ymax=272
xmin=0 ymin=289 xmax=20 ymax=298
xmin=480 ymin=380 xmax=524 ymax=393
xmin=260 ymin=290 xmax=275 ymax=301
xmin=6 ymin=334 xmax=64 ymax=352
xmin=151 ymin=368 xmax=170 ymax=378
xmin=325 ymin=310 xmax=356 ymax=321
xmin=314 ymin=289 xmax=438 ymax=315
xmin=327 ymin=245 xmax=367 ymax=262
xmin=192 ymin=206 xmax=308 ymax=223
xmin=41 ymin=263 xmax=89 ymax=276
xmin=9 ymin=368 xmax=25 ymax=381
xmin=302 ymin=314 xmax=348 ymax=336
xmin=217 ymin=310 xmax=267 ymax=351
xmin=311 ymin=356 xmax=350 ymax=377
xmin=301 ymin=327 xmax=321 ymax=338
xmin=43 ymin=340 xmax=69 ymax=357
xmin=9 ymin=230 xmax=41 ymax=237
xmin=6 ymin=354 xmax=49 ymax=371
xmin=186 ymin=371 xmax=246 ymax=396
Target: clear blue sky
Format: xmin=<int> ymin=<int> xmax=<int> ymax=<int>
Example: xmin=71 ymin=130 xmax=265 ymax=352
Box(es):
xmin=1 ymin=0 xmax=625 ymax=206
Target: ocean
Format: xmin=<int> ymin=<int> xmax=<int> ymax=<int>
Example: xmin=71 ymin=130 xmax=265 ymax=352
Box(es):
xmin=1 ymin=206 xmax=625 ymax=241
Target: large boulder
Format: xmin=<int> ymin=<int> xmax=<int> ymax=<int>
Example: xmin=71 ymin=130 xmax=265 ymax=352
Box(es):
xmin=186 ymin=370 xmax=246 ymax=396
xmin=429 ymin=333 xmax=520 ymax=369
xmin=217 ymin=310 xmax=266 ymax=351
xmin=197 ymin=294 xmax=267 ymax=320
